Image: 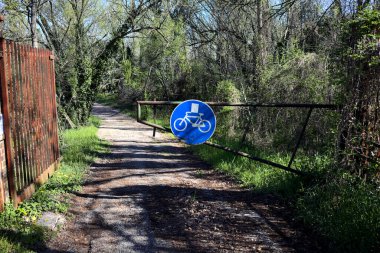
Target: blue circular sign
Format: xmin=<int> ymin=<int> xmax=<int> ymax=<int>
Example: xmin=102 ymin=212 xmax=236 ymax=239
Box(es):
xmin=170 ymin=100 xmax=216 ymax=145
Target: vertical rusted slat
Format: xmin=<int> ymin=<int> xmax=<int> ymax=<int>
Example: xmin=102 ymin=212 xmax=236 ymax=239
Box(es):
xmin=29 ymin=45 xmax=36 ymax=179
xmin=45 ymin=50 xmax=52 ymax=166
xmin=33 ymin=48 xmax=44 ymax=175
xmin=26 ymin=45 xmax=35 ymax=180
xmin=37 ymin=48 xmax=43 ymax=176
xmin=47 ymin=52 xmax=53 ymax=162
xmin=34 ymin=47 xmax=42 ymax=176
xmin=50 ymin=52 xmax=59 ymax=161
xmin=23 ymin=45 xmax=34 ymax=182
xmin=46 ymin=51 xmax=53 ymax=166
xmin=11 ymin=41 xmax=24 ymax=192
xmin=49 ymin=51 xmax=56 ymax=164
xmin=15 ymin=42 xmax=28 ymax=190
xmin=35 ymin=48 xmax=42 ymax=175
xmin=8 ymin=41 xmax=18 ymax=192
xmin=29 ymin=45 xmax=37 ymax=179
xmin=19 ymin=44 xmax=31 ymax=185
xmin=8 ymin=41 xmax=19 ymax=194
xmin=21 ymin=44 xmax=31 ymax=183
xmin=0 ymin=39 xmax=17 ymax=205
xmin=6 ymin=41 xmax=16 ymax=192
xmin=28 ymin=47 xmax=39 ymax=180
xmin=31 ymin=46 xmax=38 ymax=177
xmin=48 ymin=50 xmax=53 ymax=165
xmin=51 ymin=52 xmax=57 ymax=161
xmin=41 ymin=49 xmax=48 ymax=171
xmin=40 ymin=50 xmax=48 ymax=168
xmin=18 ymin=44 xmax=27 ymax=185
xmin=38 ymin=49 xmax=47 ymax=173
xmin=49 ymin=50 xmax=55 ymax=164
xmin=17 ymin=43 xmax=27 ymax=189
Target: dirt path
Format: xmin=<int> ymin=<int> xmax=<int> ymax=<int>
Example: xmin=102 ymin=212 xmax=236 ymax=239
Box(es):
xmin=44 ymin=103 xmax=320 ymax=253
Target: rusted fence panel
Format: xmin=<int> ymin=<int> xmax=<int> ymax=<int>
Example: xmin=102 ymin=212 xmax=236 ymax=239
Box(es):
xmin=0 ymin=39 xmax=59 ymax=207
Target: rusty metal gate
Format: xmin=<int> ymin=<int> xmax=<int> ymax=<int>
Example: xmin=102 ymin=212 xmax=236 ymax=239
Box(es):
xmin=0 ymin=39 xmax=59 ymax=207
xmin=136 ymin=101 xmax=340 ymax=176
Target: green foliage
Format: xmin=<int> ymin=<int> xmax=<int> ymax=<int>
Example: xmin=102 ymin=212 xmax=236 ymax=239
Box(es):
xmin=0 ymin=236 xmax=34 ymax=253
xmin=262 ymin=49 xmax=334 ymax=103
xmin=0 ymin=117 xmax=107 ymax=252
xmin=138 ymin=15 xmax=190 ymax=100
xmin=297 ymin=173 xmax=380 ymax=252
xmin=345 ymin=9 xmax=380 ymax=66
xmin=215 ymin=80 xmax=240 ymax=103
xmin=337 ymin=8 xmax=380 ymax=178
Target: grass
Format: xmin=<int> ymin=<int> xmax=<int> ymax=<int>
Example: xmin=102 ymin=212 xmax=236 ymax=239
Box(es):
xmin=297 ymin=173 xmax=380 ymax=252
xmin=0 ymin=116 xmax=107 ymax=252
xmin=0 ymin=237 xmax=34 ymax=253
xmin=189 ymin=142 xmax=330 ymax=195
xmin=97 ymin=95 xmax=380 ymax=252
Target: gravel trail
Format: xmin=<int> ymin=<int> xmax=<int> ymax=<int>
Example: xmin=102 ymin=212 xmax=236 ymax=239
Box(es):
xmin=43 ymin=103 xmax=320 ymax=253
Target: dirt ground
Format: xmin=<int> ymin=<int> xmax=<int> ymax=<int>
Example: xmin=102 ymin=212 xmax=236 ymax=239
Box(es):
xmin=43 ymin=103 xmax=321 ymax=253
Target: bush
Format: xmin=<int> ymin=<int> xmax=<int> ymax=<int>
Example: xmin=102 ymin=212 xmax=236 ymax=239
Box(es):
xmin=215 ymin=80 xmax=240 ymax=103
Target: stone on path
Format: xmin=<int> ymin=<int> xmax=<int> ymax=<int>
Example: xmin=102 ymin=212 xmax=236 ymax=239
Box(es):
xmin=37 ymin=212 xmax=66 ymax=231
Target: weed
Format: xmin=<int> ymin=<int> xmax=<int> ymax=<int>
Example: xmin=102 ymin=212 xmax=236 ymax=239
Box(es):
xmin=297 ymin=173 xmax=380 ymax=252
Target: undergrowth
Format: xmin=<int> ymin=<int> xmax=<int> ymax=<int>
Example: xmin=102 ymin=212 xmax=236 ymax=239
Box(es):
xmin=297 ymin=173 xmax=380 ymax=252
xmin=0 ymin=116 xmax=107 ymax=252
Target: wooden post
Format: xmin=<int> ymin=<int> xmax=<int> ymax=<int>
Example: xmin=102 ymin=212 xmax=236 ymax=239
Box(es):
xmin=137 ymin=102 xmax=141 ymax=122
xmin=153 ymin=98 xmax=157 ymax=137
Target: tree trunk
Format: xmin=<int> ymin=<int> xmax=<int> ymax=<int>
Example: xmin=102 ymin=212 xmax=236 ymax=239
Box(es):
xmin=30 ymin=0 xmax=38 ymax=48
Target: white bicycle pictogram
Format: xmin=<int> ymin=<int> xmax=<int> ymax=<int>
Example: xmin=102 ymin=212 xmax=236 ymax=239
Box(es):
xmin=173 ymin=112 xmax=212 ymax=133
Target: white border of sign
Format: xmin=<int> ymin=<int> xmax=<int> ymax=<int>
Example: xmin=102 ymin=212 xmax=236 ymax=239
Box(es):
xmin=170 ymin=99 xmax=217 ymax=145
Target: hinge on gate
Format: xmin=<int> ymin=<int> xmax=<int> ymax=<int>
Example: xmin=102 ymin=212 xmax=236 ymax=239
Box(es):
xmin=49 ymin=54 xmax=55 ymax=60
xmin=0 ymin=52 xmax=3 ymax=58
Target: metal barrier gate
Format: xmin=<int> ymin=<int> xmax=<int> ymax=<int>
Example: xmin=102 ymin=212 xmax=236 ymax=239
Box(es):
xmin=137 ymin=101 xmax=340 ymax=176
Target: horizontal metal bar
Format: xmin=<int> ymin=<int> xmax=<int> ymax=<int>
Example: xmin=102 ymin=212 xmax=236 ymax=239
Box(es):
xmin=203 ymin=142 xmax=305 ymax=176
xmin=137 ymin=101 xmax=340 ymax=109
xmin=137 ymin=119 xmax=305 ymax=176
xmin=138 ymin=119 xmax=171 ymax=132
